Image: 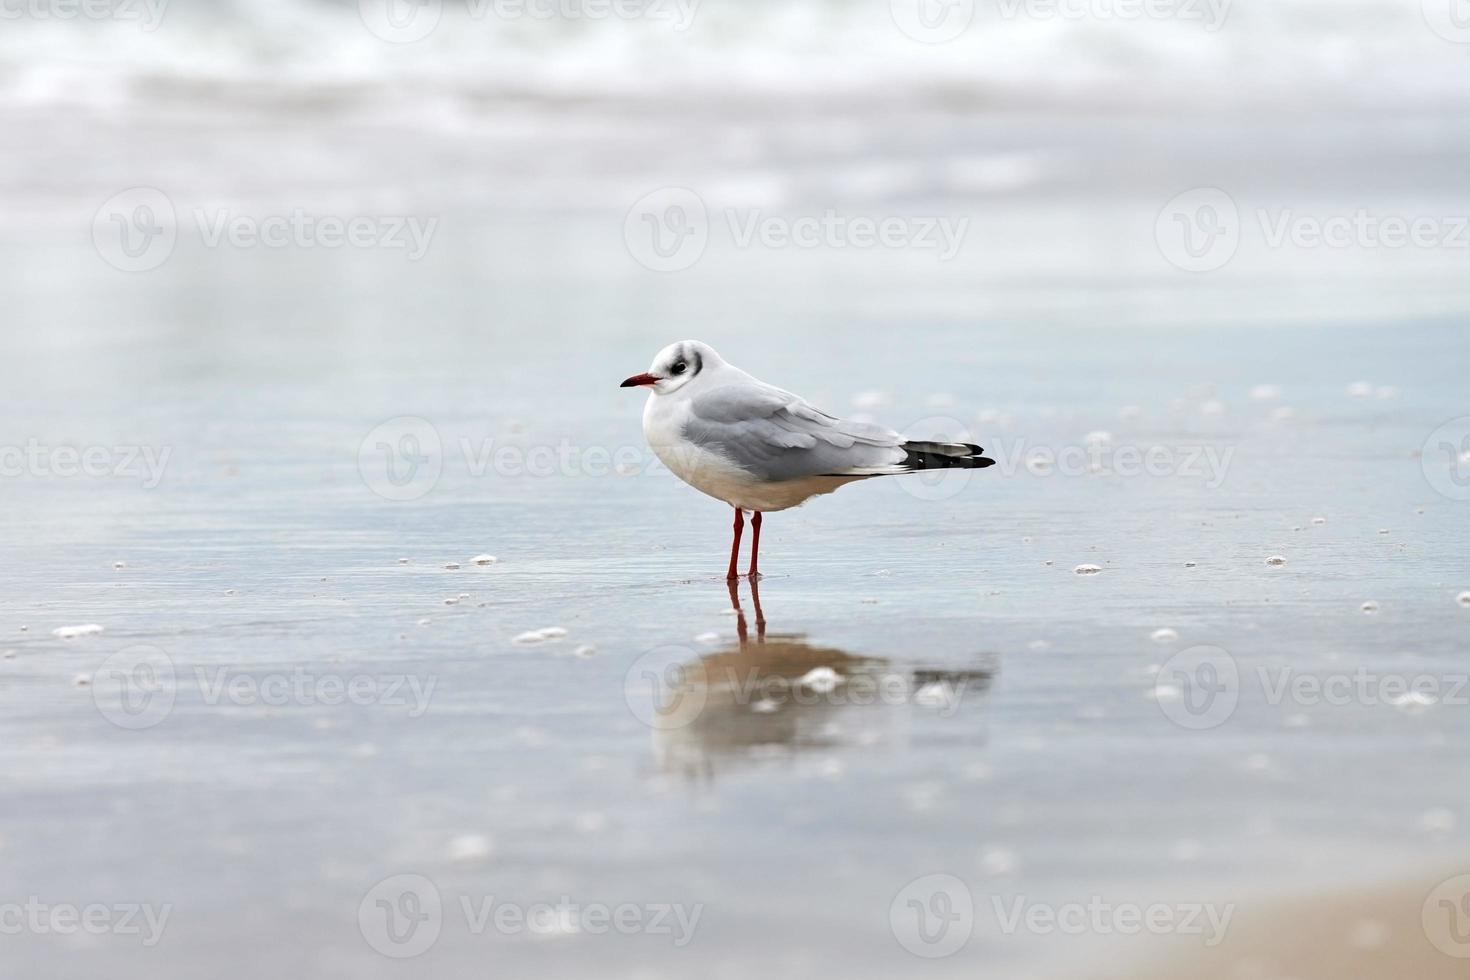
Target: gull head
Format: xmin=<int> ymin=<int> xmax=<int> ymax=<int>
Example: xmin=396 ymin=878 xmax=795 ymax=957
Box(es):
xmin=620 ymin=340 xmax=722 ymax=395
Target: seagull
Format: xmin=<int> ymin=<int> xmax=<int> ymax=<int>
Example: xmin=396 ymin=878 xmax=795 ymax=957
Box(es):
xmin=621 ymin=341 xmax=995 ymax=580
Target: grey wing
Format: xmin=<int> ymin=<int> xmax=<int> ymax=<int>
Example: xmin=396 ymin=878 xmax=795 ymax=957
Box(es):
xmin=684 ymin=383 xmax=908 ymax=482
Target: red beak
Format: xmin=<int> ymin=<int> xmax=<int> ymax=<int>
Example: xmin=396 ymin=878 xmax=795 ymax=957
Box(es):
xmin=620 ymin=372 xmax=659 ymax=388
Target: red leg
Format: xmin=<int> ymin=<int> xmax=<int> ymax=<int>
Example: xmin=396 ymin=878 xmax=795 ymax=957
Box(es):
xmin=747 ymin=511 xmax=762 ymax=579
xmin=727 ymin=577 xmax=748 ymax=646
xmin=726 ymin=508 xmax=744 ymax=581
xmin=749 ymin=571 xmax=766 ymax=640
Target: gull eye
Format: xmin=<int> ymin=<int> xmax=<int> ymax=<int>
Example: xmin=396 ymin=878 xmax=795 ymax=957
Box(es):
xmin=671 ymin=361 xmax=687 ymax=375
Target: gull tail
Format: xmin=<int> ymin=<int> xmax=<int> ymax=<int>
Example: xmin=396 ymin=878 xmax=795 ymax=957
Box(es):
xmin=898 ymin=440 xmax=996 ymax=471
xmin=827 ymin=441 xmax=998 ymax=477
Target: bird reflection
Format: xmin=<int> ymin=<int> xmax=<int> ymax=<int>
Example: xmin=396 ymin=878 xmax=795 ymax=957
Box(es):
xmin=650 ymin=578 xmax=995 ymax=781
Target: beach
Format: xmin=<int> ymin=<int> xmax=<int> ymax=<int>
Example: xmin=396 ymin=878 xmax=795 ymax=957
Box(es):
xmin=2 ymin=2 xmax=1470 ymax=975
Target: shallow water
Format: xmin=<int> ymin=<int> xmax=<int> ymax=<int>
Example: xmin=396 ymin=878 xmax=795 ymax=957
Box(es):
xmin=3 ymin=99 xmax=1470 ymax=977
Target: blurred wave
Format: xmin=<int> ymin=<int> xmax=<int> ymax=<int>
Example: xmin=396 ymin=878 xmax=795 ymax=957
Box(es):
xmin=2 ymin=0 xmax=1468 ymax=118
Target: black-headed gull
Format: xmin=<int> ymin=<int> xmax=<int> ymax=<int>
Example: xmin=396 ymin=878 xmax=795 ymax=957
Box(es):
xmin=621 ymin=341 xmax=995 ymax=580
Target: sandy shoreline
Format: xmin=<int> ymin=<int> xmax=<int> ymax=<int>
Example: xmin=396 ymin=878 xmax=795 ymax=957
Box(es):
xmin=1100 ymin=870 xmax=1470 ymax=980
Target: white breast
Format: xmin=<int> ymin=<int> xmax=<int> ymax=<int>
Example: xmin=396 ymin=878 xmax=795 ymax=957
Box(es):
xmin=641 ymin=392 xmax=856 ymax=513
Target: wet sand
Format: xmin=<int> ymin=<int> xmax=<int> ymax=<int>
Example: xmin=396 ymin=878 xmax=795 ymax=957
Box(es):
xmin=1106 ymin=870 xmax=1470 ymax=980
xmin=3 ymin=99 xmax=1469 ymax=978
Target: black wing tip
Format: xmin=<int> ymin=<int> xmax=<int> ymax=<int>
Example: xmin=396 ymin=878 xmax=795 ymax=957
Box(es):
xmin=901 ymin=440 xmax=998 ymax=471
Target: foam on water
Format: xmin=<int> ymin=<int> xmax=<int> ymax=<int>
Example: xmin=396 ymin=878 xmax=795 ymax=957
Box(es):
xmin=51 ymin=624 xmax=104 ymax=639
xmin=799 ymin=666 xmax=841 ymax=693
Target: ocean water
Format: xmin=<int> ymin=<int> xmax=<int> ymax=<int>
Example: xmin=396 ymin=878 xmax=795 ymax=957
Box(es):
xmin=3 ymin=4 xmax=1470 ymax=977
xmin=4 ymin=226 xmax=1470 ymax=977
